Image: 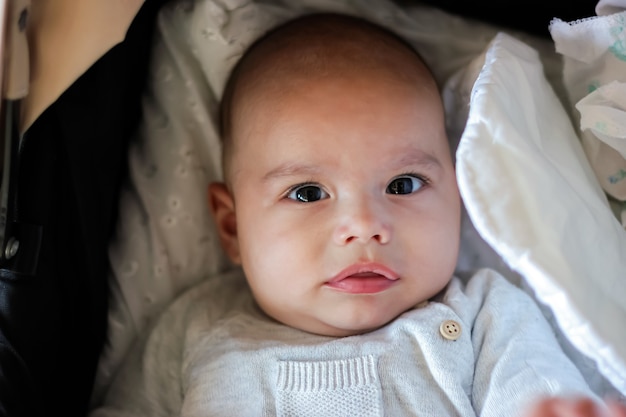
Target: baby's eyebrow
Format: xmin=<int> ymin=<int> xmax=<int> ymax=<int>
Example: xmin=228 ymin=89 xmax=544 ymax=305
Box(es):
xmin=392 ymin=148 xmax=441 ymax=171
xmin=261 ymin=149 xmax=441 ymax=182
xmin=262 ymin=163 xmax=322 ymax=182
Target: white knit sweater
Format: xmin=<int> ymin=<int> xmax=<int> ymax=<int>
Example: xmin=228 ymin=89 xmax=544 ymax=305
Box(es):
xmin=91 ymin=268 xmax=595 ymax=417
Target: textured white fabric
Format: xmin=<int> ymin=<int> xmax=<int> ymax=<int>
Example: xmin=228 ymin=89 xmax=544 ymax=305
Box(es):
xmin=550 ymin=10 xmax=626 ymax=210
xmin=90 ymin=269 xmax=596 ymax=417
xmin=276 ymin=356 xmax=381 ymax=417
xmin=455 ymin=32 xmax=626 ymax=396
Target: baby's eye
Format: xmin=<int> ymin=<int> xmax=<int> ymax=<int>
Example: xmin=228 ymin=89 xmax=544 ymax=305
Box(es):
xmin=287 ymin=184 xmax=329 ymax=203
xmin=386 ymin=175 xmax=425 ymax=195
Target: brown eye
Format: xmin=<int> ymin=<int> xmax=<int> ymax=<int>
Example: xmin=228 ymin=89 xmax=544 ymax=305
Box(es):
xmin=386 ymin=175 xmax=424 ymax=195
xmin=287 ymin=184 xmax=328 ymax=202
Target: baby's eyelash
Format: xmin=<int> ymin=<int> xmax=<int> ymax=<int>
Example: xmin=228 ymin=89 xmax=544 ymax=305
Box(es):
xmin=400 ymin=172 xmax=431 ymax=185
xmin=283 ymin=181 xmax=318 ymax=197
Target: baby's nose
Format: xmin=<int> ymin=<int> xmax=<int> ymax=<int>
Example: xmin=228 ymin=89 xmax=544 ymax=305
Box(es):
xmin=332 ymin=199 xmax=391 ymax=245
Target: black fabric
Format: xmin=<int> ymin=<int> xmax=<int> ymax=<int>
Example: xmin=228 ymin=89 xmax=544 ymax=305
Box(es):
xmin=0 ymin=0 xmax=169 ymax=415
xmin=416 ymin=0 xmax=598 ymax=38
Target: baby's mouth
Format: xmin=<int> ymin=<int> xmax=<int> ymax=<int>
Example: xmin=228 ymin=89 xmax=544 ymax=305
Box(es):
xmin=325 ymin=263 xmax=399 ymax=294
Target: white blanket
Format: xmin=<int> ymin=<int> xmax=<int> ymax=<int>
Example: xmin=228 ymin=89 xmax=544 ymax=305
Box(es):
xmin=454 ymin=32 xmax=626 ymax=397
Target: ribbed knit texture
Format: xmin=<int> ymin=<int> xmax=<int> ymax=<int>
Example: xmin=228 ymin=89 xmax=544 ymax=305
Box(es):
xmin=276 ymin=356 xmax=381 ymax=416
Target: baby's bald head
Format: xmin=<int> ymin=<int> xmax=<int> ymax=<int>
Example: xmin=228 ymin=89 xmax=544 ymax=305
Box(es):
xmin=220 ymin=13 xmax=440 ymax=181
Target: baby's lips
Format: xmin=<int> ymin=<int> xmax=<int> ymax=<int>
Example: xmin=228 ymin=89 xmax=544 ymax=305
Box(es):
xmin=328 ymin=262 xmax=399 ymax=283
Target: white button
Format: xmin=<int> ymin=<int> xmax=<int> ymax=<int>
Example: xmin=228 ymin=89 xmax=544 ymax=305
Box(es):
xmin=439 ymin=320 xmax=461 ymax=341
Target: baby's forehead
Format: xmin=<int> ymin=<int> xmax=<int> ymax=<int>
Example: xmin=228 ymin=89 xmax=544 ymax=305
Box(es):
xmin=231 ymin=14 xmax=434 ymax=99
xmin=219 ymin=13 xmax=442 ymax=181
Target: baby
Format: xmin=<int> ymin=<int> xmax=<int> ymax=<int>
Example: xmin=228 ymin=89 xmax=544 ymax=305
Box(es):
xmin=211 ymin=11 xmax=461 ymax=339
xmin=91 ymin=12 xmax=624 ymax=417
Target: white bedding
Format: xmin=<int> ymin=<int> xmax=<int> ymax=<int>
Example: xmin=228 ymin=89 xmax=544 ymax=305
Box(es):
xmin=453 ymin=32 xmax=626 ymax=397
xmin=91 ymin=0 xmax=626 ymax=406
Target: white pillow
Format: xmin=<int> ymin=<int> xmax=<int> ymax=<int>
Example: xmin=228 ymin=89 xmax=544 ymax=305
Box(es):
xmin=455 ymin=32 xmax=626 ymax=396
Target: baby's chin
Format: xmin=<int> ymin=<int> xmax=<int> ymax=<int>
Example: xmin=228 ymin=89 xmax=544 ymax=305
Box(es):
xmin=277 ymin=308 xmax=413 ymax=338
xmin=302 ymin=319 xmax=396 ymax=338
xmin=254 ymin=289 xmax=426 ymax=337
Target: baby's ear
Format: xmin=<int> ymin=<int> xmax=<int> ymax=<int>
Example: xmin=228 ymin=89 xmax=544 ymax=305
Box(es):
xmin=208 ymin=183 xmax=241 ymax=264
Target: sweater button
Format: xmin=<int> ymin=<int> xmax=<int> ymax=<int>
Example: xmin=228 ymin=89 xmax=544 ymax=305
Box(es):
xmin=439 ymin=320 xmax=461 ymax=340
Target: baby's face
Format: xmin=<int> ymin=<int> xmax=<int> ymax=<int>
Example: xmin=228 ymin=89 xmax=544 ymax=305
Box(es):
xmin=216 ymin=71 xmax=461 ymax=336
